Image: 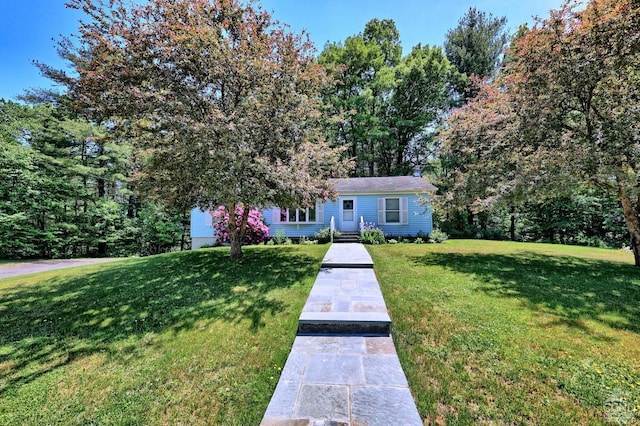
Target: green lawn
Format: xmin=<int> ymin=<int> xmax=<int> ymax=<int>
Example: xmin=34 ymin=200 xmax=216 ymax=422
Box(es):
xmin=369 ymin=240 xmax=640 ymax=425
xmin=0 ymin=245 xmax=328 ymax=425
xmin=2 ymin=241 xmax=639 ymax=425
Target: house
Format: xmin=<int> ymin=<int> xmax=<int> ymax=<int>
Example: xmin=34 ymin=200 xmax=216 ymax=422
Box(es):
xmin=190 ymin=175 xmax=436 ymax=247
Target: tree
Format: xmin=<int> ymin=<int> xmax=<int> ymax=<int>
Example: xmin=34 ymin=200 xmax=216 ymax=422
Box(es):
xmin=440 ymin=0 xmax=640 ymax=265
xmin=444 ymin=7 xmax=508 ymax=99
xmin=319 ymin=20 xmax=455 ymax=176
xmin=507 ymin=0 xmax=640 ymax=265
xmin=40 ymin=0 xmax=350 ymax=259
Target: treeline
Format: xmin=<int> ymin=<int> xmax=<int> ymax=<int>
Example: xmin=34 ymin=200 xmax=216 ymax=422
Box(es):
xmin=1 ymin=2 xmax=632 ymax=259
xmin=0 ymin=100 xmax=189 ymax=258
xmin=317 ymin=7 xmax=630 ymax=248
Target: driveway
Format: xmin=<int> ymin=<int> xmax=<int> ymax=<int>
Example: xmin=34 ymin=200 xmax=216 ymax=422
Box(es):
xmin=0 ymin=258 xmax=122 ymax=279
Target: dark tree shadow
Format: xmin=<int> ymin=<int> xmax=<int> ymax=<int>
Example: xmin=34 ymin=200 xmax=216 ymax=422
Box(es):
xmin=0 ymin=247 xmax=320 ymax=393
xmin=411 ymin=251 xmax=640 ymax=335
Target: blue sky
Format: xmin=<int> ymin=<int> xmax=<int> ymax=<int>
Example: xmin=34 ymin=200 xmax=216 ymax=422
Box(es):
xmin=0 ymin=0 xmax=569 ymax=101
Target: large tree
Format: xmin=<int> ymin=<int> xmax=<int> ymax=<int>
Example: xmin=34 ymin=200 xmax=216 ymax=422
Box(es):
xmin=444 ymin=7 xmax=508 ymax=100
xmin=440 ymin=0 xmax=640 ymax=265
xmin=319 ymin=19 xmax=455 ymax=176
xmin=40 ymin=0 xmax=350 ymax=259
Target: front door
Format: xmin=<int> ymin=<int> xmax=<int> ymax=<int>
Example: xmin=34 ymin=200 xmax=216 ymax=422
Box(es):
xmin=339 ymin=197 xmax=357 ymax=232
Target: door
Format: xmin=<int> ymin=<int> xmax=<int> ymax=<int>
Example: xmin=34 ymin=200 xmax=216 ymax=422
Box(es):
xmin=339 ymin=197 xmax=357 ymax=232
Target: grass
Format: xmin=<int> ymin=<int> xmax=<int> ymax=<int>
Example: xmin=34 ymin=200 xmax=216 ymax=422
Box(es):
xmin=0 ymin=245 xmax=328 ymax=425
xmin=369 ymin=240 xmax=640 ymax=425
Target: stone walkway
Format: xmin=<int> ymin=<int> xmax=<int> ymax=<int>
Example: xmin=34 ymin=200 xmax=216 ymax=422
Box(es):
xmin=261 ymin=243 xmax=421 ymax=425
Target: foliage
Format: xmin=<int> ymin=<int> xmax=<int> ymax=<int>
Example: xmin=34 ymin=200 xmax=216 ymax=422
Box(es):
xmin=369 ymin=241 xmax=638 ymax=424
xmin=314 ymin=227 xmax=340 ymax=244
xmin=438 ymin=0 xmax=640 ymax=265
xmin=41 ymin=0 xmax=351 ymax=259
xmin=272 ymin=229 xmax=288 ymax=245
xmin=212 ymin=206 xmax=269 ymax=246
xmin=428 ymin=229 xmax=449 ymax=243
xmin=359 ymin=222 xmax=386 ymax=244
xmin=444 ymin=7 xmax=508 ymax=99
xmin=319 ymin=19 xmax=457 ymax=176
xmin=0 ymin=245 xmax=328 ymax=424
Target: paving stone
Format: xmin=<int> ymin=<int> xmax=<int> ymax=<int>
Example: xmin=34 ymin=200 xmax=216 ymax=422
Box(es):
xmin=260 ymin=418 xmax=311 ymax=426
xmin=338 ymin=336 xmax=366 ymax=354
xmin=262 ymin=244 xmax=421 ymax=425
xmin=304 ymin=302 xmax=333 ymax=312
xmin=363 ymin=355 xmax=408 ymax=386
xmin=281 ymin=352 xmax=309 ymax=377
xmin=295 ymin=384 xmax=350 ymax=421
xmin=293 ymin=336 xmax=341 ymax=354
xmin=304 ymin=354 xmax=364 ymax=385
xmin=365 ymin=337 xmax=397 ymax=355
xmin=263 ymin=374 xmax=301 ymax=417
xmin=332 ymin=301 xmax=351 ymax=312
xmin=352 ymin=301 xmax=387 ymax=312
xmin=351 ymin=387 xmax=422 ymax=425
xmin=340 ymin=279 xmax=357 ymax=289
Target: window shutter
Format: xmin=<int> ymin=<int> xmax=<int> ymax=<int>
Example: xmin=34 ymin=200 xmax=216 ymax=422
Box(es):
xmin=401 ymin=197 xmax=409 ymax=224
xmin=377 ymin=198 xmax=385 ymax=225
xmin=271 ymin=208 xmax=281 ymax=224
xmin=316 ymin=201 xmax=324 ymax=224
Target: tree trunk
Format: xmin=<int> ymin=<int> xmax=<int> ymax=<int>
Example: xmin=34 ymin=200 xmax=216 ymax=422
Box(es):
xmin=226 ymin=203 xmax=251 ymax=260
xmin=617 ymin=182 xmax=640 ymax=267
xmin=510 ymin=206 xmax=516 ymax=241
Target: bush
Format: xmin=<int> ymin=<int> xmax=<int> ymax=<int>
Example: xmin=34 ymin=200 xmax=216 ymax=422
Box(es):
xmin=360 ymin=222 xmax=385 ymax=244
xmin=414 ymin=237 xmax=425 ymax=244
xmin=387 ymin=239 xmax=398 ymax=244
xmin=299 ymin=236 xmax=318 ymax=245
xmin=272 ymin=229 xmax=287 ymax=245
xmin=315 ymin=227 xmax=340 ymax=243
xmin=428 ymin=229 xmax=449 ymax=243
xmin=212 ymin=206 xmax=269 ymax=245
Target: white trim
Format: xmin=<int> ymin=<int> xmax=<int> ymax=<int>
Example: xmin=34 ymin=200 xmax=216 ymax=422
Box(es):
xmin=378 ymin=197 xmax=408 ymax=225
xmin=339 ymin=197 xmax=358 ymax=232
xmin=272 ymin=202 xmax=321 ymax=225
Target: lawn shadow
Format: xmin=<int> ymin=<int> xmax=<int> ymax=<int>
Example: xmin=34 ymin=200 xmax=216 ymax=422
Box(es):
xmin=0 ymin=247 xmax=319 ymax=393
xmin=412 ymin=251 xmax=640 ymax=335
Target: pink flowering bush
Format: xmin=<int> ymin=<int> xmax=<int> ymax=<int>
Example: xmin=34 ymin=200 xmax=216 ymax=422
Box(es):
xmin=212 ymin=206 xmax=270 ymax=245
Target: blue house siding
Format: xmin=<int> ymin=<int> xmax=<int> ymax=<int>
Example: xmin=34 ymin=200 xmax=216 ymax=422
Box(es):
xmin=190 ymin=177 xmax=436 ymax=246
xmin=263 ymin=194 xmax=432 ymax=238
xmin=190 ymin=208 xmax=216 ymax=248
xmin=353 ymin=194 xmax=432 ymax=237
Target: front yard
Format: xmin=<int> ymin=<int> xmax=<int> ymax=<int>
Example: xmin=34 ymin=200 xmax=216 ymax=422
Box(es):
xmin=1 ymin=240 xmax=638 ymax=424
xmin=370 ymin=240 xmax=640 ymax=424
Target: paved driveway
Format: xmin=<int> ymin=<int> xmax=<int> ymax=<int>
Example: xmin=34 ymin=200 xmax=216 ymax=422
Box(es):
xmin=0 ymin=258 xmax=122 ymax=279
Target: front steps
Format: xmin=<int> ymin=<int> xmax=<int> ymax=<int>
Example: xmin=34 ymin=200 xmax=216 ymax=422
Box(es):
xmin=333 ymin=232 xmax=360 ymax=243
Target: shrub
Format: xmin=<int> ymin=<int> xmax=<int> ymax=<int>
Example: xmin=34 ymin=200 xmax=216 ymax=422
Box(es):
xmin=212 ymin=206 xmax=269 ymax=245
xmin=360 ymin=222 xmax=385 ymax=244
xmin=299 ymin=236 xmax=318 ymax=245
xmin=315 ymin=227 xmax=340 ymax=243
xmin=388 ymin=239 xmax=398 ymax=244
xmin=414 ymin=237 xmax=424 ymax=244
xmin=428 ymin=229 xmax=449 ymax=243
xmin=272 ymin=229 xmax=287 ymax=245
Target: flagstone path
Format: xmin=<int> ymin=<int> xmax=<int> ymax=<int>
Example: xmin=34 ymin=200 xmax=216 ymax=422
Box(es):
xmin=261 ymin=243 xmax=421 ymax=425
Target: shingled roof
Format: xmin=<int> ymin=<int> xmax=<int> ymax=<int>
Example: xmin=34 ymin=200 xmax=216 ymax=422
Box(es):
xmin=329 ymin=176 xmax=437 ymax=194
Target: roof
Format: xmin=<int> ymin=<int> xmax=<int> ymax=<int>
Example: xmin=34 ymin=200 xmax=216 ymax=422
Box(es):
xmin=329 ymin=176 xmax=437 ymax=194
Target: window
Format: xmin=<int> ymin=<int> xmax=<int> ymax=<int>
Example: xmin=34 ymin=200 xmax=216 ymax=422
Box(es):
xmin=378 ymin=197 xmax=408 ymax=225
xmin=385 ymin=198 xmax=400 ymax=223
xmin=278 ymin=206 xmax=317 ymax=223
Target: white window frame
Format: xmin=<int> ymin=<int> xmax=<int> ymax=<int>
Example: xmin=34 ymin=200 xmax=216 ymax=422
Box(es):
xmin=378 ymin=197 xmax=409 ymax=225
xmin=272 ymin=201 xmax=323 ymax=225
